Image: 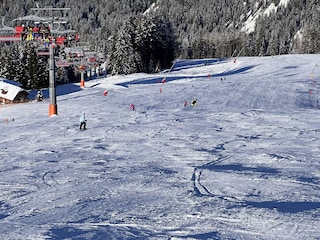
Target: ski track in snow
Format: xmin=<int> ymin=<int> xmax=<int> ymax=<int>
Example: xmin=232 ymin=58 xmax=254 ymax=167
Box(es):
xmin=0 ymin=55 xmax=320 ymax=239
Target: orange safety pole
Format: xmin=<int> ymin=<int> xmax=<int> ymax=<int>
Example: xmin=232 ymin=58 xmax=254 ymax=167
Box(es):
xmin=80 ymin=71 xmax=85 ymax=88
xmin=49 ymin=104 xmax=57 ymax=116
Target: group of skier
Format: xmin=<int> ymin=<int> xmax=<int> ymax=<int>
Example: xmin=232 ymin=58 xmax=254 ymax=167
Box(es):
xmin=78 ymin=99 xmax=197 ymax=130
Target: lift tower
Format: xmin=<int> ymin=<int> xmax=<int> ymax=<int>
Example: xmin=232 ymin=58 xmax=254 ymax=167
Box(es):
xmin=31 ymin=7 xmax=71 ymax=116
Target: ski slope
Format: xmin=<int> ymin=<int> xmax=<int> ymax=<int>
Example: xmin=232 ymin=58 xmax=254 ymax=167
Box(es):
xmin=0 ymin=55 xmax=319 ymax=239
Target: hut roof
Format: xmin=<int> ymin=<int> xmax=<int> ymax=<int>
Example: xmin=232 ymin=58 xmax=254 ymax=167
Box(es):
xmin=0 ymin=78 xmax=27 ymax=101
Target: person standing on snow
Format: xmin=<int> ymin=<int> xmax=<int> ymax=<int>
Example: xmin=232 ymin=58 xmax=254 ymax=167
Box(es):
xmin=79 ymin=111 xmax=87 ymax=130
xmin=191 ymin=99 xmax=197 ymax=107
xmin=36 ymin=89 xmax=43 ymax=101
xmin=130 ymin=103 xmax=136 ymax=111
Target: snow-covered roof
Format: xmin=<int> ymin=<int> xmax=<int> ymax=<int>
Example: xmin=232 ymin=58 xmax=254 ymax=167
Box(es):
xmin=0 ymin=78 xmax=27 ymax=101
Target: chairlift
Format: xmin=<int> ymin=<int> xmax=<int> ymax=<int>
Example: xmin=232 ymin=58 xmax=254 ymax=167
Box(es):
xmin=7 ymin=15 xmax=51 ymax=42
xmin=0 ymin=17 xmax=19 ymax=42
xmin=37 ymin=48 xmax=50 ymax=56
xmin=56 ymin=60 xmax=73 ymax=67
xmin=50 ymin=21 xmax=79 ymax=47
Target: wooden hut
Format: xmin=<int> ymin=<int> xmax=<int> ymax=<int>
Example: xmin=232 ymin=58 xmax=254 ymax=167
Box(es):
xmin=0 ymin=78 xmax=28 ymax=104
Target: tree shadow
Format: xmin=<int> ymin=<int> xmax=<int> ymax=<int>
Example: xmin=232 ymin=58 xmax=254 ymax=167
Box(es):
xmin=117 ymin=65 xmax=258 ymax=87
xmin=244 ymin=201 xmax=320 ymax=213
xmin=27 ymin=83 xmax=83 ymax=100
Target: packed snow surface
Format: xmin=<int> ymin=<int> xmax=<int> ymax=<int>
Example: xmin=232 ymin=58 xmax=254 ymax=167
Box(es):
xmin=0 ymin=55 xmax=320 ymax=239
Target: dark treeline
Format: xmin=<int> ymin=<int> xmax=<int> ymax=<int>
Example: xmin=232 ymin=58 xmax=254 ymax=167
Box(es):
xmin=0 ymin=0 xmax=319 ymax=78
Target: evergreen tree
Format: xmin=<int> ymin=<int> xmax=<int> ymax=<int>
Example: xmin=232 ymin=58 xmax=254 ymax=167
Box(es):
xmin=0 ymin=43 xmax=48 ymax=89
xmin=110 ymin=13 xmax=175 ymax=75
xmin=22 ymin=43 xmax=48 ymax=89
xmin=0 ymin=44 xmax=22 ymax=83
xmin=135 ymin=14 xmax=175 ymax=73
xmin=300 ymin=9 xmax=320 ymax=54
xmin=108 ymin=17 xmax=142 ymax=75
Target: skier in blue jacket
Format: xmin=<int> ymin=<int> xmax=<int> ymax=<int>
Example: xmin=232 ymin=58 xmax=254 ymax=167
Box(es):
xmin=79 ymin=111 xmax=87 ymax=130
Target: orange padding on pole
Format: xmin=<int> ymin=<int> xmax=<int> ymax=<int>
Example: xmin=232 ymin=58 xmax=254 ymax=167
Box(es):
xmin=80 ymin=79 xmax=85 ymax=88
xmin=49 ymin=104 xmax=57 ymax=116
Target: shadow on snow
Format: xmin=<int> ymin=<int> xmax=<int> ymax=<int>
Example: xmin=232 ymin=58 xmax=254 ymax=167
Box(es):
xmin=28 ymin=83 xmax=83 ymax=100
xmin=50 ymin=225 xmax=153 ymax=240
xmin=117 ymin=65 xmax=258 ymax=87
xmin=244 ymin=201 xmax=320 ymax=213
xmin=170 ymin=58 xmax=228 ymax=71
xmin=49 ymin=225 xmax=221 ymax=240
xmin=0 ymin=201 xmax=9 ymax=220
